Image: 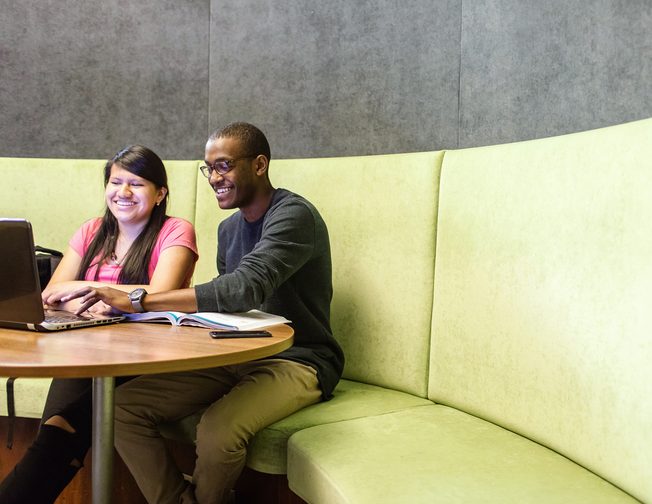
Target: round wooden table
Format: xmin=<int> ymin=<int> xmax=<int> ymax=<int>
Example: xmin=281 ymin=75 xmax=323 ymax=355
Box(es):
xmin=0 ymin=321 xmax=294 ymax=504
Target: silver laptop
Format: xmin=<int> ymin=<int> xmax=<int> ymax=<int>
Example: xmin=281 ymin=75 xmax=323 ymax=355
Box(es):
xmin=0 ymin=218 xmax=124 ymax=331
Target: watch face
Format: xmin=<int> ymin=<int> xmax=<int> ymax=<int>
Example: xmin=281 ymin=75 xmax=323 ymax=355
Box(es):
xmin=129 ymin=288 xmax=147 ymax=313
xmin=129 ymin=288 xmax=146 ymax=300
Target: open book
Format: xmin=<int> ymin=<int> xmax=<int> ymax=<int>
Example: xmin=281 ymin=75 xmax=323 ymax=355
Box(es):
xmin=124 ymin=309 xmax=290 ymax=331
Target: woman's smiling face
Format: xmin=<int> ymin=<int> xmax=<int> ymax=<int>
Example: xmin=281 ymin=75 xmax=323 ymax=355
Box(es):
xmin=105 ymin=163 xmax=165 ymax=229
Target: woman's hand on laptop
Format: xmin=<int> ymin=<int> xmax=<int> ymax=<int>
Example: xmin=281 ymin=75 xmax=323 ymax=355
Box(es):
xmin=60 ymin=286 xmax=133 ymax=315
xmin=42 ymin=281 xmax=79 ymax=307
xmin=43 ymin=281 xmax=104 ymax=307
xmin=42 ymin=284 xmax=85 ymax=313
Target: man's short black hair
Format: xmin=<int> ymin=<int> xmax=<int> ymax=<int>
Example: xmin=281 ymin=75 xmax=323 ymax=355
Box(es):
xmin=209 ymin=122 xmax=271 ymax=161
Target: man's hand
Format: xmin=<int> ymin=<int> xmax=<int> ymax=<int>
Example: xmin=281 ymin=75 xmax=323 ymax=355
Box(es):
xmin=61 ymin=286 xmax=134 ymax=315
xmin=87 ymin=300 xmax=120 ymax=316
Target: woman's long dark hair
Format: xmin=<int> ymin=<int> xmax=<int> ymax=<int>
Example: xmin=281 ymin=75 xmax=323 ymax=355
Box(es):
xmin=76 ymin=145 xmax=169 ymax=284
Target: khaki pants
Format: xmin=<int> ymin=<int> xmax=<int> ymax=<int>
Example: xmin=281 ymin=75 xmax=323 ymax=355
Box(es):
xmin=114 ymin=359 xmax=321 ymax=504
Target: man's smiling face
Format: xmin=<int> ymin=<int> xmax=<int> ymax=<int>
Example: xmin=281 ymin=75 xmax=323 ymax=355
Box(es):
xmin=204 ymin=136 xmax=258 ymax=212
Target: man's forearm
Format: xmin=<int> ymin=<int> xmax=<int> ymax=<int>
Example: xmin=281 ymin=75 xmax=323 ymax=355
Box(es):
xmin=142 ymin=288 xmax=199 ymax=313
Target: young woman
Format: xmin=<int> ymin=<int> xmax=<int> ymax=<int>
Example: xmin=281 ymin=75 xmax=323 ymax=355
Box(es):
xmin=0 ymin=145 xmax=198 ymax=503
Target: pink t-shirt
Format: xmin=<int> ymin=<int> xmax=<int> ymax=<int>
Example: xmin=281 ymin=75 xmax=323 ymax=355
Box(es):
xmin=69 ymin=217 xmax=199 ymax=287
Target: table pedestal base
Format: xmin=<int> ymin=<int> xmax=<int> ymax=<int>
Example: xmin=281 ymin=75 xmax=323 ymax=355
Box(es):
xmin=92 ymin=377 xmax=114 ymax=504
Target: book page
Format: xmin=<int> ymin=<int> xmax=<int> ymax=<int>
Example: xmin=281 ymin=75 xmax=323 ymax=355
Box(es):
xmin=181 ymin=310 xmax=290 ymax=330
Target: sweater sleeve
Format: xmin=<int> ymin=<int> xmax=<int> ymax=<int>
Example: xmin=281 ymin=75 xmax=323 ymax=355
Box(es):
xmin=194 ymin=198 xmax=315 ymax=313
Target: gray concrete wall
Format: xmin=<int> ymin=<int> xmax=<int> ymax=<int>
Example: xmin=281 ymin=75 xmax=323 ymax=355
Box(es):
xmin=209 ymin=0 xmax=461 ymax=158
xmin=459 ymin=0 xmax=652 ymax=147
xmin=1 ymin=0 xmax=650 ymax=159
xmin=0 ymin=0 xmax=209 ymax=159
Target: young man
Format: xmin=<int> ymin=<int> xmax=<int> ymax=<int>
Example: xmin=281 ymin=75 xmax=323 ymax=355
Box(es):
xmin=67 ymin=122 xmax=344 ymax=503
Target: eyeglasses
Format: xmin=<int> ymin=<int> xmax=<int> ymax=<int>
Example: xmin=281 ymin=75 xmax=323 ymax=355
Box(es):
xmin=199 ymin=157 xmax=255 ymax=178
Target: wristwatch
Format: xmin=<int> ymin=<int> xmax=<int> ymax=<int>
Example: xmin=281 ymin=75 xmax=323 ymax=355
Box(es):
xmin=128 ymin=288 xmax=147 ymax=313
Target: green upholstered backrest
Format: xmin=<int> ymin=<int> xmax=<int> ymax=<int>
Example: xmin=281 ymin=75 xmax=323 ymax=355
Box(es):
xmin=0 ymin=157 xmax=199 ymax=256
xmin=194 ymin=152 xmax=443 ymax=396
xmin=430 ymin=118 xmax=652 ymax=503
xmin=0 ymin=158 xmax=106 ymax=252
xmin=164 ymin=160 xmax=201 ymax=227
xmin=1 ymin=152 xmax=441 ymax=396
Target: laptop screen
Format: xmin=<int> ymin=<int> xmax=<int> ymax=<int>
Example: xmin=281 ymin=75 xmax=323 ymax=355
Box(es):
xmin=0 ymin=219 xmax=46 ymax=324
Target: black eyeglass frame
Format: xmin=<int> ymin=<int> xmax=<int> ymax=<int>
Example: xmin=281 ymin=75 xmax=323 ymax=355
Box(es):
xmin=199 ymin=156 xmax=256 ymax=178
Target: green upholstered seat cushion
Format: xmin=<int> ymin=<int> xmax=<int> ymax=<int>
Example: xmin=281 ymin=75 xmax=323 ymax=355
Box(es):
xmin=0 ymin=377 xmax=51 ymax=418
xmin=160 ymin=379 xmax=433 ymax=474
xmin=287 ymin=405 xmax=639 ymax=504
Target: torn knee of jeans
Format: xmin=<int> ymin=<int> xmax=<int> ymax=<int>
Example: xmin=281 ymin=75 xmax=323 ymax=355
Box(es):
xmin=43 ymin=415 xmax=77 ymax=434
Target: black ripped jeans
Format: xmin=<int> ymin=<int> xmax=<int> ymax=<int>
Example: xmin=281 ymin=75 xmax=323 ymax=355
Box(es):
xmin=0 ymin=376 xmax=134 ymax=504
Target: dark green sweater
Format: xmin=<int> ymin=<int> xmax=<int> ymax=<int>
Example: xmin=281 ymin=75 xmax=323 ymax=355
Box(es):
xmin=194 ymin=189 xmax=344 ymax=398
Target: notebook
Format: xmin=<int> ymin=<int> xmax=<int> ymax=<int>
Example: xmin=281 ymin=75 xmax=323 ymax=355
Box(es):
xmin=0 ymin=218 xmax=124 ymax=332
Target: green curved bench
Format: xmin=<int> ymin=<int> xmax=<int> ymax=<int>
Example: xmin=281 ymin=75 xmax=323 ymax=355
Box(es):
xmin=2 ymin=119 xmax=651 ymax=503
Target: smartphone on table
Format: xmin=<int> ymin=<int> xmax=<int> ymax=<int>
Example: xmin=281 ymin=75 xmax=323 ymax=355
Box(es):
xmin=209 ymin=330 xmax=272 ymax=339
